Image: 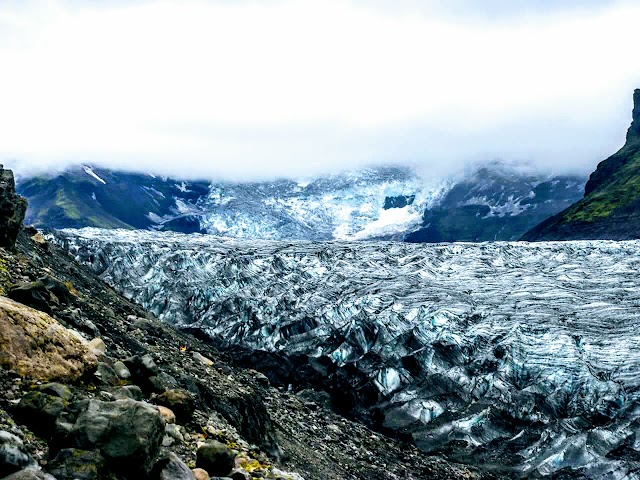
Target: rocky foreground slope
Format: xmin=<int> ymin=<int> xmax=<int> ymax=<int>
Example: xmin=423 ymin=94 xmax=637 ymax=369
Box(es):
xmin=523 ymin=89 xmax=640 ymax=240
xmin=0 ymin=167 xmax=482 ymax=479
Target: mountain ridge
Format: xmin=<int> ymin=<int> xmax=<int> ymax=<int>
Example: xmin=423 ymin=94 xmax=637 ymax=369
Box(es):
xmin=18 ymin=163 xmax=585 ymax=243
xmin=522 ymin=89 xmax=640 ymax=241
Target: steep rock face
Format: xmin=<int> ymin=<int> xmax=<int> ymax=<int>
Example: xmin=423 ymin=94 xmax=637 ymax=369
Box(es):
xmin=523 ymin=89 xmax=640 ymax=240
xmin=58 ymin=228 xmax=640 ymax=477
xmin=0 ymin=166 xmax=27 ymax=250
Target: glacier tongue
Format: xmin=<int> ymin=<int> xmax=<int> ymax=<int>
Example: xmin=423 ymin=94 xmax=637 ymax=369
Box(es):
xmin=57 ymin=228 xmax=640 ymax=477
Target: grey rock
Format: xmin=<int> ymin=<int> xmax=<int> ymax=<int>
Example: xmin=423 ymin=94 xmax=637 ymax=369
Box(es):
xmin=112 ymin=361 xmax=131 ymax=380
xmin=54 ymin=398 xmax=164 ymax=475
xmin=38 ymin=383 xmax=73 ymax=402
xmin=152 ymin=389 xmax=195 ymax=423
xmin=123 ymin=354 xmax=159 ymax=379
xmin=165 ymin=423 xmax=184 ymax=443
xmin=147 ymin=371 xmax=179 ymax=394
xmin=0 ymin=431 xmax=36 ymax=478
xmin=93 ymin=363 xmax=119 ymax=386
xmin=46 ymin=448 xmax=105 ymax=480
xmin=16 ymin=392 xmax=67 ymax=439
xmin=1 ymin=469 xmax=57 ymax=480
xmin=196 ymin=441 xmax=235 ymax=478
xmin=111 ymin=385 xmax=143 ymax=401
xmin=151 ymin=452 xmax=194 ymax=480
xmin=0 ymin=167 xmax=27 ymax=250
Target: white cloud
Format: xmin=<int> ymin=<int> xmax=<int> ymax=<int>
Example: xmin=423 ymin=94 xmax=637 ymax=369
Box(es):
xmin=0 ymin=0 xmax=638 ymax=180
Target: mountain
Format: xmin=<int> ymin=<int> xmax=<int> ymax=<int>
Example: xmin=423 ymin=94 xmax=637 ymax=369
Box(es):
xmin=522 ymin=89 xmax=640 ymax=241
xmin=405 ymin=163 xmax=584 ymax=242
xmin=18 ymin=166 xmax=210 ymax=232
xmin=19 ymin=164 xmax=585 ymax=242
xmin=56 ymin=227 xmax=640 ymax=478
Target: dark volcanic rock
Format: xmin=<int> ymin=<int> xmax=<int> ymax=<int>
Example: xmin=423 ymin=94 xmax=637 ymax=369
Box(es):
xmin=15 ymin=392 xmax=67 ymax=439
xmin=8 ymin=276 xmax=73 ymax=314
xmin=196 ymin=441 xmax=235 ymax=477
xmin=46 ymin=448 xmax=106 ymax=480
xmin=151 ymin=452 xmax=195 ymax=480
xmin=0 ymin=166 xmax=27 ymax=250
xmin=152 ymin=389 xmax=195 ymax=424
xmin=53 ymin=398 xmax=165 ymax=476
xmin=0 ymin=431 xmax=36 ymax=478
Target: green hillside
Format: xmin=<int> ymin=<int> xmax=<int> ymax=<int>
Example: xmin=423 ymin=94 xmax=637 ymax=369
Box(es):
xmin=522 ymin=89 xmax=640 ymax=241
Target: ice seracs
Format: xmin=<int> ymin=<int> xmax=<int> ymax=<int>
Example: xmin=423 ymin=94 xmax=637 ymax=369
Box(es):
xmin=56 ymin=228 xmax=640 ymax=477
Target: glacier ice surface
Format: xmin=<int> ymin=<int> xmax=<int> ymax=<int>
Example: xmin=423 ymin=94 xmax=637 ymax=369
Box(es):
xmin=56 ymin=228 xmax=640 ymax=477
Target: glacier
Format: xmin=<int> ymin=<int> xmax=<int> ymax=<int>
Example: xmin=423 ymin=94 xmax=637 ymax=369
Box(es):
xmin=195 ymin=167 xmax=448 ymax=240
xmin=56 ymin=228 xmax=640 ymax=478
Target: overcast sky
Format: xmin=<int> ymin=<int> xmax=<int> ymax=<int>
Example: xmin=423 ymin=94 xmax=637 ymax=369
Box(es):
xmin=1 ymin=0 xmax=639 ymax=180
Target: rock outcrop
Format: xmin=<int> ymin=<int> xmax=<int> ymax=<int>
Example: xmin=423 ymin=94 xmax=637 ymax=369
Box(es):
xmin=0 ymin=166 xmax=27 ymax=250
xmin=53 ymin=398 xmax=165 ymax=476
xmin=0 ymin=296 xmax=97 ymax=381
xmin=523 ymin=89 xmax=640 ymax=240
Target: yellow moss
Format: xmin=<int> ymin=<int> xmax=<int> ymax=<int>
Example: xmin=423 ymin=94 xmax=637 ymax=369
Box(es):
xmin=0 ymin=257 xmax=10 ymax=296
xmin=64 ymin=280 xmax=78 ymax=296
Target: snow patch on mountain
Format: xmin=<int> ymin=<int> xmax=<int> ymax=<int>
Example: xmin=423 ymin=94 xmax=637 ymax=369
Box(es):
xmin=82 ymin=165 xmax=107 ymax=184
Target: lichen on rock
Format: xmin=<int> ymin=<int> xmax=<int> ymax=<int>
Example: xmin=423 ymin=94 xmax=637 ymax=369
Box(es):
xmin=0 ymin=296 xmax=97 ymax=381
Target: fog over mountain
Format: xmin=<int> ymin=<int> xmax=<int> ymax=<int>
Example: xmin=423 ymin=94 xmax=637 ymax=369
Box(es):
xmin=1 ymin=0 xmax=639 ymax=180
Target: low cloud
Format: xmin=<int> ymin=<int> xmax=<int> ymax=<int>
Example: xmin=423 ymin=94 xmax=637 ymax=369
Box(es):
xmin=1 ymin=0 xmax=638 ymax=180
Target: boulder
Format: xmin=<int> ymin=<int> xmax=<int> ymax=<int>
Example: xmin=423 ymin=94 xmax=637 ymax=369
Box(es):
xmin=54 ymin=398 xmax=165 ymax=476
xmin=112 ymin=361 xmax=131 ymax=380
xmin=192 ymin=352 xmax=214 ymax=367
xmin=147 ymin=372 xmax=179 ymax=394
xmin=15 ymin=392 xmax=67 ymax=438
xmin=46 ymin=448 xmax=105 ymax=480
xmin=39 ymin=383 xmax=74 ymax=402
xmin=93 ymin=363 xmax=119 ymax=387
xmin=152 ymin=389 xmax=195 ymax=423
xmin=122 ymin=354 xmax=162 ymax=392
xmin=1 ymin=469 xmax=57 ymax=480
xmin=0 ymin=296 xmax=97 ymax=382
xmin=0 ymin=431 xmax=36 ymax=478
xmin=111 ymin=385 xmax=143 ymax=401
xmin=123 ymin=354 xmax=158 ymax=378
xmin=8 ymin=276 xmax=74 ymax=314
xmin=151 ymin=452 xmax=194 ymax=480
xmin=0 ymin=167 xmax=27 ymax=251
xmin=195 ymin=441 xmax=235 ymax=478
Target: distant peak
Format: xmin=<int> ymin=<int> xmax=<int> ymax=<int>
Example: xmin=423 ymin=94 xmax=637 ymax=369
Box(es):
xmin=626 ymin=88 xmax=640 ymax=143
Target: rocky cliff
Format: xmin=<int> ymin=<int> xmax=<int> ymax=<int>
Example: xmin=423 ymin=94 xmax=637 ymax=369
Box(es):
xmin=522 ymin=89 xmax=640 ymax=241
xmin=0 ymin=167 xmax=27 ymax=250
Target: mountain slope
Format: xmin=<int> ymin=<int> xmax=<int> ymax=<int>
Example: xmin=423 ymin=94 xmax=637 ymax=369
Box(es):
xmin=19 ymin=166 xmax=210 ymax=233
xmin=405 ymin=164 xmax=584 ymax=242
xmin=522 ymin=89 xmax=640 ymax=241
xmin=19 ymin=164 xmax=585 ymax=242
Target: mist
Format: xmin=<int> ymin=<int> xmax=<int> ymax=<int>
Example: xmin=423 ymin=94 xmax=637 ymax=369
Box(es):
xmin=1 ymin=0 xmax=638 ymax=181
